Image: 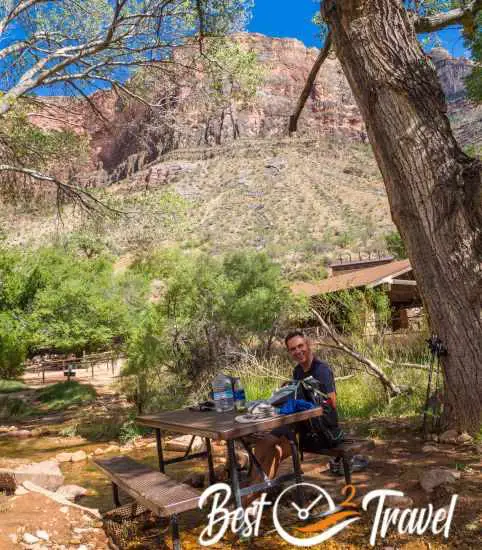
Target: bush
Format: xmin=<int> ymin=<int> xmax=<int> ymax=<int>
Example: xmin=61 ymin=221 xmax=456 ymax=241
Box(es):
xmin=384 ymin=230 xmax=407 ymax=259
xmin=125 ymin=249 xmax=304 ymax=411
xmin=0 ymin=313 xmax=27 ymax=379
xmin=0 ymin=244 xmax=145 ymax=356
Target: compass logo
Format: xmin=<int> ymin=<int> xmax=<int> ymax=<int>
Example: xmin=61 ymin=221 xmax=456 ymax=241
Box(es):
xmin=272 ymin=483 xmax=361 ymax=546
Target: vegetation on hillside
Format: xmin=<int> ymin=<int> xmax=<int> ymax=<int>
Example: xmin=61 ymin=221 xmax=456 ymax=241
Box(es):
xmin=0 ymin=242 xmax=145 ymax=376
xmin=466 ymin=12 xmax=482 ymax=102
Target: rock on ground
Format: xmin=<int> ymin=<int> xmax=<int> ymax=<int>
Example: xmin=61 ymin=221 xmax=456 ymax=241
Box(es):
xmin=421 ymin=444 xmax=439 ymax=453
xmin=0 ymin=460 xmax=64 ymax=491
xmin=0 ymin=429 xmax=32 ymax=439
xmin=35 ymin=530 xmax=49 ymax=541
xmin=71 ymin=450 xmax=88 ymax=462
xmin=165 ymin=435 xmax=205 ymax=452
xmin=419 ymin=468 xmax=461 ymax=493
xmin=22 ymin=532 xmax=40 ymax=544
xmin=56 ymin=484 xmax=88 ymax=501
xmin=384 ymin=495 xmax=414 ymax=508
xmin=55 ymin=452 xmax=73 ymax=463
xmin=457 ymin=432 xmax=473 ymax=444
xmin=182 ymin=472 xmax=205 ymax=488
xmin=439 ymin=429 xmax=459 ymax=444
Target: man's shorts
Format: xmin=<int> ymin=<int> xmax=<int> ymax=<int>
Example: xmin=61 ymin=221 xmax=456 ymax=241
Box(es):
xmin=271 ymin=425 xmax=296 ymax=441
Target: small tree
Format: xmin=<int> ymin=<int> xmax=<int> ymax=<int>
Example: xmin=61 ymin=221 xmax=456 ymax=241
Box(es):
xmin=0 ymin=313 xmax=27 ymax=379
xmin=384 ymin=231 xmax=407 ymax=260
xmin=125 ymin=249 xmax=301 ymax=410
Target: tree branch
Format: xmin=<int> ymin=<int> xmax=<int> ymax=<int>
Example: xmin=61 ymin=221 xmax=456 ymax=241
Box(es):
xmin=0 ymin=0 xmax=51 ymax=35
xmin=413 ymin=0 xmax=482 ymax=33
xmin=0 ymin=164 xmax=124 ymax=217
xmin=310 ymin=308 xmax=402 ymax=397
xmin=289 ymin=31 xmax=332 ymax=134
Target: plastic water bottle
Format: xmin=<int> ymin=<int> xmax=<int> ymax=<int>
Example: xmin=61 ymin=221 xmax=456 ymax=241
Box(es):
xmin=233 ymin=377 xmax=246 ymax=412
xmin=212 ymin=373 xmax=234 ymax=412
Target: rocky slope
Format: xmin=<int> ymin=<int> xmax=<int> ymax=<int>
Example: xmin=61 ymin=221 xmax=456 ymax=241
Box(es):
xmin=7 ymin=35 xmax=478 ymax=269
xmin=1 ymin=136 xmax=393 ymax=278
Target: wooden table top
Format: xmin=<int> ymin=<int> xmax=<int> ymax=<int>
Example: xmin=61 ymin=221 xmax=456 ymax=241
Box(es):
xmin=137 ymin=407 xmax=323 ymax=441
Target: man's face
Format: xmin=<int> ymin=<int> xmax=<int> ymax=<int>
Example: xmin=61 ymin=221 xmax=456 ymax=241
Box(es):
xmin=286 ymin=335 xmax=311 ymax=365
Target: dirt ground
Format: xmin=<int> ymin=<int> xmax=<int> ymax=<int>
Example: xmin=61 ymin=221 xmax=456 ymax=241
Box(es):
xmin=0 ymin=492 xmax=109 ymax=549
xmin=22 ymin=361 xmax=123 ymax=390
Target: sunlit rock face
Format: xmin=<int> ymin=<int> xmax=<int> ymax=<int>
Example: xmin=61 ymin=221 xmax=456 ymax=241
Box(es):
xmin=429 ymin=47 xmax=472 ymax=102
xmin=29 ymin=35 xmax=479 ymax=176
xmin=428 ymin=47 xmax=481 ymax=149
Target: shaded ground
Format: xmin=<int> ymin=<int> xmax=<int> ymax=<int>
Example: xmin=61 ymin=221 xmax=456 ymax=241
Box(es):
xmin=0 ymin=417 xmax=480 ymax=549
xmin=0 ymin=376 xmax=480 ymax=549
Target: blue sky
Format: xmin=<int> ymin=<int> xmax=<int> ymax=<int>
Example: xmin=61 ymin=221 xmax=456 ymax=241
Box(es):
xmin=248 ymin=1 xmax=471 ymax=58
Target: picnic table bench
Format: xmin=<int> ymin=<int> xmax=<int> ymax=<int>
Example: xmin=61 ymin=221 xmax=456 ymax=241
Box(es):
xmin=95 ymin=456 xmax=200 ymax=550
xmin=245 ymin=433 xmax=367 ymax=485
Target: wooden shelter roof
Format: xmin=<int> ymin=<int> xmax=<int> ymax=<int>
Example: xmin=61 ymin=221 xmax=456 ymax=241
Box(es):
xmin=291 ymin=259 xmax=412 ymax=297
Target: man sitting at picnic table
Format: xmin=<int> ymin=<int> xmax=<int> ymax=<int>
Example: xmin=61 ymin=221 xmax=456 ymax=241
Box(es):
xmin=246 ymin=331 xmax=337 ymax=503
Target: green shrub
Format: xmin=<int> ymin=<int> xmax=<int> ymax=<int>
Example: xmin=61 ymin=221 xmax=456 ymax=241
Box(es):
xmin=0 ymin=244 xmax=145 ymax=355
xmin=125 ymin=249 xmax=304 ymax=411
xmin=384 ymin=230 xmax=407 ymax=259
xmin=0 ymin=313 xmax=27 ymax=379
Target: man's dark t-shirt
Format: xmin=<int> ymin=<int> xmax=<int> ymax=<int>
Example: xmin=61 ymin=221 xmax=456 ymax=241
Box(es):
xmin=293 ymin=357 xmax=336 ymax=395
xmin=272 ymin=357 xmax=336 ymax=441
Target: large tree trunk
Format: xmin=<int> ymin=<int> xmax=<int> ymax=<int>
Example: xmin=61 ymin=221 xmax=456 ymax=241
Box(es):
xmin=323 ymin=0 xmax=481 ymax=433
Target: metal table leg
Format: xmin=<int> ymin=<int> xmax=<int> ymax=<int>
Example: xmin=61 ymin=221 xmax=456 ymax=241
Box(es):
xmin=288 ymin=439 xmax=305 ymax=508
xmin=112 ymin=482 xmax=121 ymax=507
xmin=155 ymin=428 xmax=165 ymax=473
xmin=227 ymin=440 xmax=243 ymax=510
xmin=205 ymin=438 xmax=216 ymax=485
xmin=171 ymin=514 xmax=181 ymax=550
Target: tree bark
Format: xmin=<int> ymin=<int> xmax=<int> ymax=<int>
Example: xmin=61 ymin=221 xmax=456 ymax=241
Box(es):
xmin=323 ymin=0 xmax=481 ymax=433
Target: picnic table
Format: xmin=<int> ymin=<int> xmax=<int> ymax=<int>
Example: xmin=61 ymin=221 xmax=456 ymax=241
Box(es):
xmin=96 ymin=406 xmax=323 ymax=549
xmin=137 ymin=407 xmax=323 ymax=509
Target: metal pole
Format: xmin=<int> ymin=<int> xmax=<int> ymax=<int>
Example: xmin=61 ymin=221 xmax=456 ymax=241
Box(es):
xmin=422 ymin=353 xmax=436 ymax=436
xmin=205 ymin=438 xmax=216 ymax=485
xmin=156 ymin=429 xmax=165 ymax=473
xmin=227 ymin=440 xmax=243 ymax=510
xmin=289 ymin=439 xmax=305 ymax=508
xmin=171 ymin=514 xmax=181 ymax=550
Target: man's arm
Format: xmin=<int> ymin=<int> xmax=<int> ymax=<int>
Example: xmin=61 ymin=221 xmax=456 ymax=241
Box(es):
xmin=327 ymin=391 xmax=337 ymax=409
xmin=314 ymin=362 xmax=337 ymax=408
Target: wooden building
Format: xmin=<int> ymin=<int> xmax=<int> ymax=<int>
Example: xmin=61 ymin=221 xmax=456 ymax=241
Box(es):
xmin=291 ymin=258 xmax=423 ymax=333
